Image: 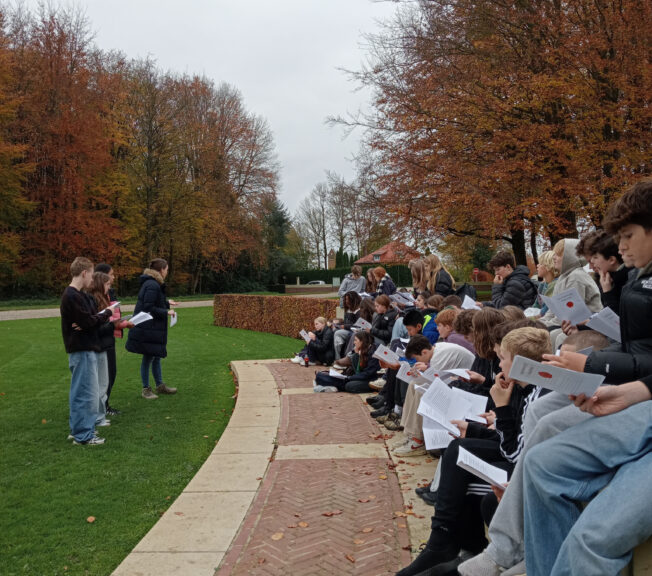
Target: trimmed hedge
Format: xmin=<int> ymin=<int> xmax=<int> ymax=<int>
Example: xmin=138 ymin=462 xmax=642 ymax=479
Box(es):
xmin=213 ymin=294 xmax=339 ymax=339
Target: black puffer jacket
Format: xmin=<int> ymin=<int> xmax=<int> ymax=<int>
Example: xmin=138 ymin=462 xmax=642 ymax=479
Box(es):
xmin=126 ymin=269 xmax=170 ymax=358
xmin=584 ymin=262 xmax=652 ymax=383
xmin=370 ymin=308 xmax=398 ymax=345
xmin=308 ymin=326 xmax=335 ymax=365
xmin=434 ymin=269 xmax=454 ymax=297
xmin=489 ymin=265 xmax=537 ymax=309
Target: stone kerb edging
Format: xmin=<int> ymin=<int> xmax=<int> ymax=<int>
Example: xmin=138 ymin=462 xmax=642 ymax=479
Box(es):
xmin=111 ymin=359 xmax=281 ymax=576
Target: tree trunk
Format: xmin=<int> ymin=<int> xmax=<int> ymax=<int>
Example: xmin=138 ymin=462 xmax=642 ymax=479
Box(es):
xmin=530 ymin=221 xmax=539 ymax=264
xmin=510 ymin=228 xmax=527 ymax=266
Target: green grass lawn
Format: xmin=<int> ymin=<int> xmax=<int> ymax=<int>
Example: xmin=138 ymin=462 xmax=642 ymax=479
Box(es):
xmin=0 ymin=307 xmax=298 ymax=576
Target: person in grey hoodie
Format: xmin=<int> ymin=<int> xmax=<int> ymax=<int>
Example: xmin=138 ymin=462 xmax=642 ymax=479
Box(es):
xmin=337 ymin=265 xmax=366 ymax=306
xmin=539 ymin=238 xmax=602 ymax=329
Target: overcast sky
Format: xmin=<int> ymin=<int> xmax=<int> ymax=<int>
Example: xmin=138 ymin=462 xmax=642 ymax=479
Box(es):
xmin=23 ymin=0 xmax=398 ymax=213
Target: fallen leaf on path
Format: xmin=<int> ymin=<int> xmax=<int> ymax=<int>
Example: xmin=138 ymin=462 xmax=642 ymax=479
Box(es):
xmin=314 ymin=430 xmax=320 ymax=436
xmin=358 ymin=498 xmax=370 ymax=503
xmin=174 ymin=512 xmax=184 ymax=516
xmin=353 ymin=539 xmax=365 ymax=545
xmin=298 ymin=521 xmax=309 ymax=528
xmin=271 ymin=532 xmax=284 ymax=541
xmin=345 ymin=554 xmax=356 ymax=563
xmin=362 ymin=527 xmax=373 ymax=533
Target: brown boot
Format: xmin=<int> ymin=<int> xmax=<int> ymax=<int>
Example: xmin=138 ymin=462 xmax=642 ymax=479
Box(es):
xmin=142 ymin=387 xmax=158 ymax=399
xmin=156 ymin=383 xmax=177 ymax=395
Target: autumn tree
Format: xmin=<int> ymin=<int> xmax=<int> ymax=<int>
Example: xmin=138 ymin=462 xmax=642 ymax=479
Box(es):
xmin=336 ymin=0 xmax=651 ymax=264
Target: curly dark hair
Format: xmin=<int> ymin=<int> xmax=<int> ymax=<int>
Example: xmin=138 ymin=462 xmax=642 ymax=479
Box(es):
xmin=604 ymin=179 xmax=652 ymax=235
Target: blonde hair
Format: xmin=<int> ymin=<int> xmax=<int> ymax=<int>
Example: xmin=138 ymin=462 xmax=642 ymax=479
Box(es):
xmin=409 ymin=259 xmax=427 ymax=292
xmin=501 ymin=327 xmax=551 ymax=362
xmin=314 ymin=316 xmax=327 ymax=326
xmin=553 ymin=239 xmax=565 ymax=257
xmin=424 ymin=253 xmax=456 ymax=292
xmin=502 ymin=305 xmax=526 ymax=322
xmin=70 ymin=257 xmax=93 ymax=277
xmin=538 ymin=250 xmax=555 ymax=271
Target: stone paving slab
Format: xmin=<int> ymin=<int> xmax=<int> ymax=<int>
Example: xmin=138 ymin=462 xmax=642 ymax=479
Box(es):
xmin=113 ymin=552 xmax=224 ymax=576
xmin=184 ymin=453 xmax=271 ymax=493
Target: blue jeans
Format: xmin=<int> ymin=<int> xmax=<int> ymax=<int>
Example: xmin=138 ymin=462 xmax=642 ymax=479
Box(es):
xmin=524 ymin=401 xmax=652 ymax=576
xmin=391 ymin=317 xmax=408 ymax=341
xmin=140 ymin=355 xmax=162 ymax=388
xmin=68 ymin=351 xmax=100 ymax=442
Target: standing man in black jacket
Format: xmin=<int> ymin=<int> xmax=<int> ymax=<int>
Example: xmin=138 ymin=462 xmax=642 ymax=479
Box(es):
xmin=60 ymin=257 xmax=114 ymax=445
xmin=486 ymin=251 xmax=537 ymax=310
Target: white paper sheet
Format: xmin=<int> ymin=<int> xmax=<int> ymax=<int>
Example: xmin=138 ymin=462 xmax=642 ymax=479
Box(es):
xmin=508 ymin=355 xmax=605 ymax=397
xmin=462 ymin=295 xmax=482 ymax=310
xmin=169 ymin=312 xmax=177 ymax=327
xmin=453 ymin=388 xmax=489 ymax=423
xmin=417 ymin=378 xmax=471 ymax=434
xmin=456 ymin=447 xmax=508 ymax=488
xmin=523 ymin=307 xmax=541 ymax=318
xmin=540 ymin=288 xmax=593 ymax=325
xmin=422 ymin=417 xmax=455 ymax=450
xmin=299 ymin=329 xmax=311 ymax=343
xmin=586 ymin=307 xmax=621 ymax=342
xmin=130 ymin=311 xmax=153 ymax=325
xmin=373 ymin=345 xmax=400 ymax=364
xmin=328 ymin=368 xmax=347 ymax=379
xmin=352 ymin=317 xmax=372 ymax=331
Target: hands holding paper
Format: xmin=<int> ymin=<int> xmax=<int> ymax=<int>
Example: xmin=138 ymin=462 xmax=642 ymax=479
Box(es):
xmin=542 ymin=351 xmax=588 ymax=373
xmin=450 ymin=419 xmax=468 ymax=438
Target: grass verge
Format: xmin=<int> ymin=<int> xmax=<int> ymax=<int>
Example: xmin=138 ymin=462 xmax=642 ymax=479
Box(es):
xmin=0 ymin=307 xmax=298 ymax=575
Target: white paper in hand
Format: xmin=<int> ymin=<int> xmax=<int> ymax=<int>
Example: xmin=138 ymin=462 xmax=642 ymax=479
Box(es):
xmin=462 ymin=295 xmax=481 ymax=310
xmin=170 ymin=312 xmax=178 ymax=327
xmin=373 ymin=345 xmax=400 ymax=365
xmin=422 ymin=417 xmax=455 ymax=450
xmin=352 ymin=317 xmax=372 ymax=331
xmin=540 ymin=288 xmax=592 ymax=325
xmin=586 ymin=307 xmax=621 ymax=342
xmin=299 ymin=329 xmax=311 ymax=343
xmin=417 ymin=378 xmax=471 ymax=435
xmin=508 ymin=355 xmax=604 ymax=397
xmin=328 ymin=368 xmax=347 ymax=379
xmin=130 ymin=311 xmax=153 ymax=325
xmin=456 ymin=447 xmax=508 ymax=489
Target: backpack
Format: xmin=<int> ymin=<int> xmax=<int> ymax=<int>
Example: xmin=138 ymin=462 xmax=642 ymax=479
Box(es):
xmin=455 ymin=283 xmax=477 ymax=301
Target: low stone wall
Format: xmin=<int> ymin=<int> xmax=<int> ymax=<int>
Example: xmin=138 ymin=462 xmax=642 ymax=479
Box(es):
xmin=213 ymin=294 xmax=338 ymax=339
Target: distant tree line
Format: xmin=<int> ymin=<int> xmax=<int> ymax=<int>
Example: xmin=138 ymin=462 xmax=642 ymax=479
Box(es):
xmin=0 ymin=4 xmax=294 ymax=297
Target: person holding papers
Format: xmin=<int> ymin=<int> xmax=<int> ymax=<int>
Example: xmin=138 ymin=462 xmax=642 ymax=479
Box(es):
xmin=313 ymin=331 xmax=380 ymax=393
xmin=368 ymin=294 xmax=398 ymax=345
xmin=371 ymin=266 xmax=397 ymax=297
xmin=332 ymin=291 xmax=362 ymax=361
xmin=290 ymin=317 xmax=335 ymax=367
xmin=88 ymin=271 xmax=133 ymax=426
xmin=396 ymin=327 xmax=551 ymax=576
xmin=60 ymin=257 xmax=115 ymax=445
xmin=459 ymin=180 xmax=651 ymax=576
xmin=126 ymin=258 xmax=178 ymax=399
xmin=538 ymin=237 xmax=602 ymax=330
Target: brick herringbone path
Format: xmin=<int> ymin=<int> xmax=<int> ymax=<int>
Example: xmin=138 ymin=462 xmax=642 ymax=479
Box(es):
xmin=216 ymin=363 xmax=412 ymax=576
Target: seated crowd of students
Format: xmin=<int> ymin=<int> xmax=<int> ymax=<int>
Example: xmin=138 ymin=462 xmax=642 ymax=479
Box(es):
xmin=289 ymin=178 xmax=652 ymax=576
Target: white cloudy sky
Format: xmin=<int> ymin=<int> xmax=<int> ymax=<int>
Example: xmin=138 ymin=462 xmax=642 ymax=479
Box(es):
xmin=23 ymin=0 xmax=398 ymax=212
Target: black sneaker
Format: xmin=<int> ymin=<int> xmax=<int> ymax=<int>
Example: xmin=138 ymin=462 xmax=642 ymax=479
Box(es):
xmin=107 ymin=407 xmax=122 ymax=416
xmin=415 ymin=483 xmax=431 ymax=496
xmin=366 ymin=395 xmax=384 ymax=407
xmin=370 ymin=406 xmax=390 ymax=418
xmin=395 ymin=533 xmax=459 ymax=576
xmin=419 ymin=490 xmax=437 ymax=506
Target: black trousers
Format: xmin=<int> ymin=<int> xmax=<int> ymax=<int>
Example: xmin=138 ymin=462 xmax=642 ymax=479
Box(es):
xmin=429 ymin=437 xmax=513 ymax=552
xmin=105 ymin=345 xmax=117 ymax=409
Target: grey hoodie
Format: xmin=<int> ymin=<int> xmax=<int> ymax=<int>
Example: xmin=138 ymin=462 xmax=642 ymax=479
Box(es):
xmin=539 ymin=238 xmax=602 ymax=327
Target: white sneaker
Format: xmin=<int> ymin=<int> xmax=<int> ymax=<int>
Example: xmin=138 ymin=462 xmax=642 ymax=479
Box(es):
xmin=322 ymin=386 xmax=338 ymax=393
xmin=313 ymin=384 xmax=326 ymax=393
xmin=290 ymin=355 xmax=303 ymax=364
xmin=457 ymin=551 xmax=503 ymax=576
xmin=96 ymin=420 xmax=111 ymax=427
xmin=501 ymin=560 xmax=526 ymax=576
xmin=392 ymin=438 xmax=426 ymax=457
xmin=369 ymin=378 xmax=386 ymax=391
xmin=73 ymin=436 xmax=105 ymax=445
